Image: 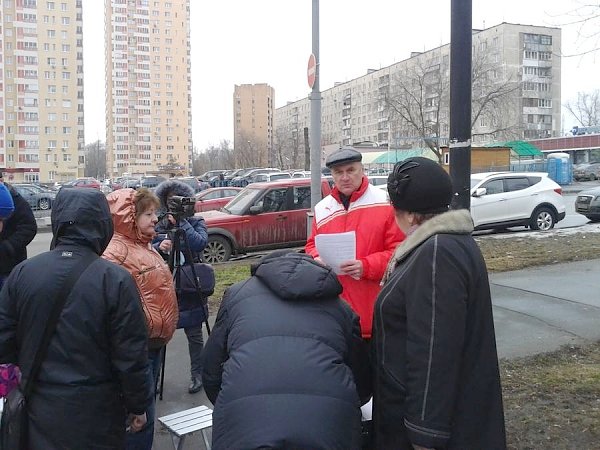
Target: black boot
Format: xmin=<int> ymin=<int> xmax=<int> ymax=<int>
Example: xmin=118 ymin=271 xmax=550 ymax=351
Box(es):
xmin=188 ymin=375 xmax=203 ymax=394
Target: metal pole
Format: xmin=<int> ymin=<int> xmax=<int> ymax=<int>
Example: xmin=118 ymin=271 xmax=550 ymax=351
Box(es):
xmin=449 ymin=0 xmax=472 ymax=210
xmin=310 ymin=0 xmax=322 ymax=209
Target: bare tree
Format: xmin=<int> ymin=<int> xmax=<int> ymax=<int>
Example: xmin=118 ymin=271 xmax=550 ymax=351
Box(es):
xmin=552 ymin=3 xmax=600 ymax=57
xmin=273 ymin=127 xmax=301 ymax=169
xmin=565 ymin=90 xmax=600 ymax=126
xmin=84 ymin=140 xmax=106 ymax=179
xmin=235 ymin=131 xmax=264 ymax=168
xmin=386 ymin=49 xmax=521 ymax=163
xmin=193 ymin=140 xmax=235 ymax=175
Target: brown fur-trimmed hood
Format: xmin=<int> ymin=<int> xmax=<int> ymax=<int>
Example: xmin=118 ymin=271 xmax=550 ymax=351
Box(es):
xmin=382 ymin=209 xmax=474 ymax=284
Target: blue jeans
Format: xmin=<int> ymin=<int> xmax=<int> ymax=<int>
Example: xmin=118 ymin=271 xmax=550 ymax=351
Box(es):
xmin=125 ymin=348 xmax=162 ymax=450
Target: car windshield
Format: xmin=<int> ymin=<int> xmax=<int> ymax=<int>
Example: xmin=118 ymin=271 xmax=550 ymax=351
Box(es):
xmin=222 ymin=187 xmax=263 ymax=215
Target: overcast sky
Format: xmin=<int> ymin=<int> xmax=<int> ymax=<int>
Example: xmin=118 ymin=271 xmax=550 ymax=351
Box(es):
xmin=83 ymin=0 xmax=599 ymax=149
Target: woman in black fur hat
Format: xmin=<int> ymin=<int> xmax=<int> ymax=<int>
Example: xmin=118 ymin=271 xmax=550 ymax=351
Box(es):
xmin=371 ymin=157 xmax=507 ymax=450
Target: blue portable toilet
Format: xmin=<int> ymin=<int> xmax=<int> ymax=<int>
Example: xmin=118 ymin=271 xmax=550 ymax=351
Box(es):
xmin=547 ymin=152 xmax=572 ymax=185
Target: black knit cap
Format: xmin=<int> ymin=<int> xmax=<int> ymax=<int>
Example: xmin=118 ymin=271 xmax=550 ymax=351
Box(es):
xmin=325 ymin=146 xmax=362 ymax=168
xmin=387 ymin=157 xmax=453 ymax=214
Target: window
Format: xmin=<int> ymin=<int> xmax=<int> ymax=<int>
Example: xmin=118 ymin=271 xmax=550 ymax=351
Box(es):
xmin=482 ymin=180 xmax=504 ymax=195
xmin=505 ymin=178 xmax=530 ymax=192
xmin=292 ymin=186 xmax=311 ymax=209
xmin=47 ymin=1 xmax=54 ymax=9
xmin=47 ymin=29 xmax=56 ymax=38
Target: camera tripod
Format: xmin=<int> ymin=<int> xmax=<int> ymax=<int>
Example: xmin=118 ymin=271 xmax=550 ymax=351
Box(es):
xmin=156 ymin=219 xmax=211 ymax=401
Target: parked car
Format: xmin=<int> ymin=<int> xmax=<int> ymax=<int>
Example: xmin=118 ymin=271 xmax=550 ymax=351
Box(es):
xmin=247 ymin=172 xmax=292 ymax=184
xmin=575 ymin=186 xmax=600 ymax=222
xmin=200 ymin=169 xmax=227 ymax=185
xmin=174 ymin=176 xmax=202 ymax=193
xmin=61 ymin=177 xmax=101 ymax=190
xmin=12 ymin=184 xmax=57 ymax=210
xmin=470 ymin=172 xmax=566 ymax=231
xmin=194 ymin=187 xmax=243 ymax=213
xmin=368 ymin=175 xmax=388 ymax=187
xmin=200 ymin=178 xmax=333 ymax=263
xmin=231 ymin=168 xmax=281 ymax=187
xmin=573 ymin=162 xmax=600 ymax=181
xmin=140 ymin=176 xmax=166 ymax=189
xmin=292 ymin=170 xmax=311 ymax=178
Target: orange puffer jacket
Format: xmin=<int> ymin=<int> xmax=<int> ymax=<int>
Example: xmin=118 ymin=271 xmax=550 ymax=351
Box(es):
xmin=102 ymin=189 xmax=178 ymax=349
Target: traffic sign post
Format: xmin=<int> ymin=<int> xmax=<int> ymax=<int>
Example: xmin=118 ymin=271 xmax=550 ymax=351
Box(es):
xmin=307 ymin=53 xmax=316 ymax=89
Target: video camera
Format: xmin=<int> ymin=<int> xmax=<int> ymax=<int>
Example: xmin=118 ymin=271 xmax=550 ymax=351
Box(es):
xmin=166 ymin=195 xmax=196 ymax=221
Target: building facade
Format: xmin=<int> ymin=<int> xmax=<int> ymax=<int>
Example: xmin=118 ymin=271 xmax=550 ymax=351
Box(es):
xmin=105 ymin=0 xmax=192 ymax=178
xmin=275 ymin=23 xmax=562 ymax=166
xmin=0 ymin=0 xmax=85 ymax=183
xmin=233 ymin=83 xmax=274 ymax=168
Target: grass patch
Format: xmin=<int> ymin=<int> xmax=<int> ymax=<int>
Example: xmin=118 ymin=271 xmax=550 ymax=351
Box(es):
xmin=208 ymin=262 xmax=250 ymax=314
xmin=476 ymin=232 xmax=600 ymax=272
xmin=501 ymin=343 xmax=600 ymax=449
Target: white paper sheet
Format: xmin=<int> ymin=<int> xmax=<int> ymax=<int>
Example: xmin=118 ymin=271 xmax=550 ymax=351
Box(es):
xmin=314 ymin=231 xmax=356 ymax=274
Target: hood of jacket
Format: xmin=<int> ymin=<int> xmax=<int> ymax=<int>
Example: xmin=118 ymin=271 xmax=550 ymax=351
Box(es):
xmin=50 ymin=188 xmax=114 ymax=254
xmin=382 ymin=209 xmax=473 ymax=283
xmin=105 ymin=188 xmax=152 ymax=243
xmin=252 ymin=251 xmax=343 ymax=301
xmin=155 ymin=179 xmax=195 ymax=210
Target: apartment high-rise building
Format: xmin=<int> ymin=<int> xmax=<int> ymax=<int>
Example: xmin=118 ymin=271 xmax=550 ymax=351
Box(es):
xmin=105 ymin=0 xmax=192 ymax=177
xmin=0 ymin=0 xmax=85 ymax=183
xmin=233 ymin=83 xmax=274 ymax=168
xmin=275 ymin=23 xmax=562 ymax=165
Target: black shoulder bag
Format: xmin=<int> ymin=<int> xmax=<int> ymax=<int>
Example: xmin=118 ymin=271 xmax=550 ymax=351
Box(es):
xmin=1 ymin=252 xmax=97 ymax=450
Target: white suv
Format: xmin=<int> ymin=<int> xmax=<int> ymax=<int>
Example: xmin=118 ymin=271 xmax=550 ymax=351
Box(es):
xmin=470 ymin=172 xmax=566 ymax=231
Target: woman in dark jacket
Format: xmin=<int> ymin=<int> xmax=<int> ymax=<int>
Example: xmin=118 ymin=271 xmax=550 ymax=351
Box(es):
xmin=153 ymin=179 xmax=208 ymax=393
xmin=0 ymin=188 xmax=151 ymax=449
xmin=202 ymin=250 xmax=370 ymax=450
xmin=371 ymin=158 xmax=506 ymax=450
xmin=0 ymin=179 xmax=37 ymax=289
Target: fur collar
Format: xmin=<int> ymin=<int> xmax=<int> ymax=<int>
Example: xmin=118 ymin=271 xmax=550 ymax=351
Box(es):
xmin=382 ymin=209 xmax=474 ymax=284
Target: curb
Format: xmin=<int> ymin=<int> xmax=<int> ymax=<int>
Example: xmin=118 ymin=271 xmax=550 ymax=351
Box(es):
xmin=35 ymin=217 xmax=53 ymax=232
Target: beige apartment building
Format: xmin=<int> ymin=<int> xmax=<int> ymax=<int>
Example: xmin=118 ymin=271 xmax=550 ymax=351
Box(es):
xmin=275 ymin=23 xmax=562 ymax=166
xmin=233 ymin=83 xmax=275 ymax=168
xmin=105 ymin=0 xmax=192 ymax=178
xmin=0 ymin=0 xmax=85 ymax=183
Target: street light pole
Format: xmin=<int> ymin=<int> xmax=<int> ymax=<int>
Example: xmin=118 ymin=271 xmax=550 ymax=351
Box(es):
xmin=449 ymin=0 xmax=472 ymax=210
xmin=309 ymin=0 xmax=322 ymax=209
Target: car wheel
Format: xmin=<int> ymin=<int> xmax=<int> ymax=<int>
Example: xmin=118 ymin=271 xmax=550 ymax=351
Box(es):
xmin=38 ymin=198 xmax=51 ymax=210
xmin=530 ymin=206 xmax=555 ymax=231
xmin=590 ymin=173 xmax=597 ymax=181
xmin=203 ymin=236 xmax=232 ymax=263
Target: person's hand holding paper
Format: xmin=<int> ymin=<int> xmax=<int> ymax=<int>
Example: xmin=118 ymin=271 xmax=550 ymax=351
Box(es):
xmin=314 ymin=231 xmax=361 ymax=279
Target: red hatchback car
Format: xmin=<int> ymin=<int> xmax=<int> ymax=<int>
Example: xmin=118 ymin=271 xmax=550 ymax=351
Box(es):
xmin=61 ymin=177 xmax=101 ymax=189
xmin=199 ymin=178 xmax=332 ymax=263
xmin=194 ymin=187 xmax=242 ymax=213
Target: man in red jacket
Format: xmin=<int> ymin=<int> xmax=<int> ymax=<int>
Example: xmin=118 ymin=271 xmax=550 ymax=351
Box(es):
xmin=305 ymin=147 xmax=404 ymax=338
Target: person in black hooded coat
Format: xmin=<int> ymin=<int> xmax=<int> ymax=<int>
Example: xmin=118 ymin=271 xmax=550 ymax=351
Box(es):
xmin=0 ymin=188 xmax=152 ymax=449
xmin=202 ymin=250 xmax=371 ymax=450
xmin=0 ymin=177 xmax=37 ymax=290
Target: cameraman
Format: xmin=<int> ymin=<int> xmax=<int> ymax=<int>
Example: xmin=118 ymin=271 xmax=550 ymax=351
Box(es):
xmin=153 ymin=179 xmax=208 ymax=394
